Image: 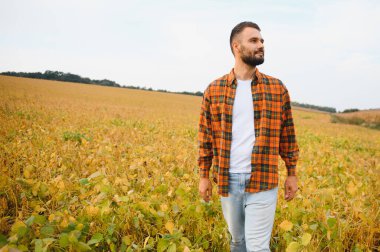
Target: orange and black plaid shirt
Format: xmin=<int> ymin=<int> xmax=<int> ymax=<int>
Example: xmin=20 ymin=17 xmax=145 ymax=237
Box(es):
xmin=198 ymin=67 xmax=299 ymax=197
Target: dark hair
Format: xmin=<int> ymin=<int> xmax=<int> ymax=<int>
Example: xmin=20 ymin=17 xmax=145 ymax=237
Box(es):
xmin=230 ymin=21 xmax=261 ymax=55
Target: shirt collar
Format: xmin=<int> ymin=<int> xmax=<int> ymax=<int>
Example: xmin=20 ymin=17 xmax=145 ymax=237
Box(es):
xmin=226 ymin=67 xmax=262 ymax=86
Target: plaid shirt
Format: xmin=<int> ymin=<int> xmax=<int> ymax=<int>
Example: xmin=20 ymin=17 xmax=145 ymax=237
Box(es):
xmin=198 ymin=67 xmax=299 ymax=197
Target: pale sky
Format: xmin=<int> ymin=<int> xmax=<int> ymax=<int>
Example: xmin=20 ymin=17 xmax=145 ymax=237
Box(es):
xmin=1 ymin=0 xmax=379 ymax=112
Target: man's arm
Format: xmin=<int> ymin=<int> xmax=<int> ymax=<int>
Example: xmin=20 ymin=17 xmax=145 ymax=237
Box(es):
xmin=197 ymin=86 xmax=213 ymax=178
xmin=279 ymin=85 xmax=299 ymax=176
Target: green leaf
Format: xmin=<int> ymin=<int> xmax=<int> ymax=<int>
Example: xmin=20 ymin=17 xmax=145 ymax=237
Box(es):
xmin=327 ymin=217 xmax=337 ymax=228
xmin=0 ymin=234 xmax=7 ymax=247
xmin=175 ymin=187 xmax=186 ymax=197
xmin=181 ymin=237 xmax=192 ymax=247
xmin=79 ymin=178 xmax=89 ymax=185
xmin=353 ymin=246 xmax=363 ymax=252
xmin=107 ymin=223 xmax=115 ymax=236
xmin=42 ymin=238 xmax=56 ymax=244
xmin=157 ymin=238 xmax=170 ymax=252
xmin=109 ymin=242 xmax=116 ymax=252
xmin=202 ymin=239 xmax=209 ymax=249
xmin=39 ymin=183 xmax=50 ymax=198
xmin=76 ymin=241 xmax=92 ymax=251
xmin=34 ymin=239 xmax=43 ymax=252
xmin=40 ymin=225 xmax=55 ymax=238
xmin=16 ymin=244 xmax=29 ymax=252
xmin=118 ymin=196 xmax=129 ymax=202
xmin=59 ymin=233 xmax=69 ymax=248
xmin=87 ymin=233 xmax=103 ymax=245
xmin=119 ymin=243 xmax=127 ymax=252
xmin=68 ymin=230 xmax=81 ymax=243
xmin=25 ymin=215 xmax=35 ymax=226
xmin=42 ymin=238 xmax=56 ymax=251
xmin=167 ymin=243 xmax=176 ymax=252
xmin=34 ymin=215 xmax=47 ymax=225
xmin=17 ymin=226 xmax=28 ymax=237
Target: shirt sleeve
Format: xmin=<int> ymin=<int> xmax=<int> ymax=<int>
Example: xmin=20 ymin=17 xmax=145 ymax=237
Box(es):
xmin=197 ymin=86 xmax=213 ymax=178
xmin=279 ymin=85 xmax=300 ymax=176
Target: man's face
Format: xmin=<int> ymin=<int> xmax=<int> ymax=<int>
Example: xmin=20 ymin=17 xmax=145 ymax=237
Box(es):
xmin=234 ymin=27 xmax=265 ymax=66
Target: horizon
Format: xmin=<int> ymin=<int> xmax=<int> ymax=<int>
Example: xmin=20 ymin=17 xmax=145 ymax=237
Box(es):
xmin=1 ymin=0 xmax=379 ymax=111
xmin=2 ymin=70 xmax=379 ymax=113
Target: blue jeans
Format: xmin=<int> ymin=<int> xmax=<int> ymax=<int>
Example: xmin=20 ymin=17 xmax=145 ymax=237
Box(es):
xmin=220 ymin=173 xmax=279 ymax=252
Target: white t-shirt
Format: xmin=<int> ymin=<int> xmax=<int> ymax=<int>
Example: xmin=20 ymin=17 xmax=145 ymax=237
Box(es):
xmin=229 ymin=79 xmax=255 ymax=173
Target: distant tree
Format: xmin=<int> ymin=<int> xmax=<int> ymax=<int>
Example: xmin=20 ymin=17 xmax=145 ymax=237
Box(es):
xmin=291 ymin=101 xmax=336 ymax=113
xmin=342 ymin=108 xmax=360 ymax=113
xmin=157 ymin=89 xmax=168 ymax=92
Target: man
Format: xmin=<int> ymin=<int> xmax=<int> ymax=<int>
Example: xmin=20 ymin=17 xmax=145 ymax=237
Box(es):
xmin=197 ymin=21 xmax=300 ymax=252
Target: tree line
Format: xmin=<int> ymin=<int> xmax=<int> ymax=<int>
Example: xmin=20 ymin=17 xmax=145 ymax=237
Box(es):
xmin=291 ymin=101 xmax=337 ymax=113
xmin=0 ymin=70 xmax=203 ymax=97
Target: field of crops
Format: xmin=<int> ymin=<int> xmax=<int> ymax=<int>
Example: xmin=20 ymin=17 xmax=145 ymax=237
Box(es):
xmin=330 ymin=110 xmax=380 ymax=130
xmin=0 ymin=75 xmax=379 ymax=251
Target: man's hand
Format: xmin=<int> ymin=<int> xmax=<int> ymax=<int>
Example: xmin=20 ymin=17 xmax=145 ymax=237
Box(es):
xmin=284 ymin=176 xmax=298 ymax=201
xmin=199 ymin=178 xmax=212 ymax=202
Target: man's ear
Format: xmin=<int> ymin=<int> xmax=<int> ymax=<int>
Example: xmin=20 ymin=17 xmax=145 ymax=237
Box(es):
xmin=232 ymin=40 xmax=241 ymax=55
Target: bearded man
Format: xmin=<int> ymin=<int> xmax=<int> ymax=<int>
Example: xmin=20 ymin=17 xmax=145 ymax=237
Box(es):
xmin=197 ymin=21 xmax=300 ymax=252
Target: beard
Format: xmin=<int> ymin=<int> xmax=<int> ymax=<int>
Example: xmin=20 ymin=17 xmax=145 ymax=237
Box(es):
xmin=240 ymin=46 xmax=264 ymax=67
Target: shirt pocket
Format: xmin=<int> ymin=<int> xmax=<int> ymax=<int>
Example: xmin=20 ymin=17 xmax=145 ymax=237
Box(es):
xmin=210 ymin=103 xmax=222 ymax=137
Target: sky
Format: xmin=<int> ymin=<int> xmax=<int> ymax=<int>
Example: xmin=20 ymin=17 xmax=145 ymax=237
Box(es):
xmin=1 ymin=0 xmax=379 ymax=112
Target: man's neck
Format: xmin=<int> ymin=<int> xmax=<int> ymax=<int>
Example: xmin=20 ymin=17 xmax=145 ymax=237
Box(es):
xmin=233 ymin=61 xmax=256 ymax=80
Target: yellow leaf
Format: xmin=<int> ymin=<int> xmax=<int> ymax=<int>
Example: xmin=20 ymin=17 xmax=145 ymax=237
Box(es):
xmin=32 ymin=181 xmax=41 ymax=196
xmin=149 ymin=207 xmax=157 ymax=216
xmin=301 ymin=233 xmax=312 ymax=246
xmin=100 ymin=206 xmax=111 ymax=215
xmin=160 ymin=204 xmax=168 ymax=212
xmin=196 ymin=205 xmax=202 ymax=213
xmin=168 ymin=188 xmax=173 ymax=197
xmin=57 ymin=180 xmax=65 ymax=190
xmin=165 ymin=221 xmax=174 ymax=234
xmin=347 ymin=181 xmax=357 ymax=195
xmin=121 ymin=186 xmax=129 ymax=193
xmin=34 ymin=205 xmax=46 ymax=213
xmin=60 ymin=218 xmax=68 ymax=228
xmin=286 ymin=241 xmax=300 ymax=252
xmin=358 ymin=212 xmax=367 ymax=222
xmin=122 ymin=235 xmax=132 ymax=245
xmin=143 ymin=236 xmax=150 ymax=248
xmin=11 ymin=221 xmax=26 ymax=234
xmin=48 ymin=214 xmax=55 ymax=222
xmin=86 ymin=206 xmax=99 ymax=217
xmin=320 ymin=188 xmax=334 ymax=202
xmin=279 ymin=220 xmax=293 ymax=231
xmin=23 ymin=165 xmax=33 ymax=179
xmin=76 ymin=223 xmax=84 ymax=230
